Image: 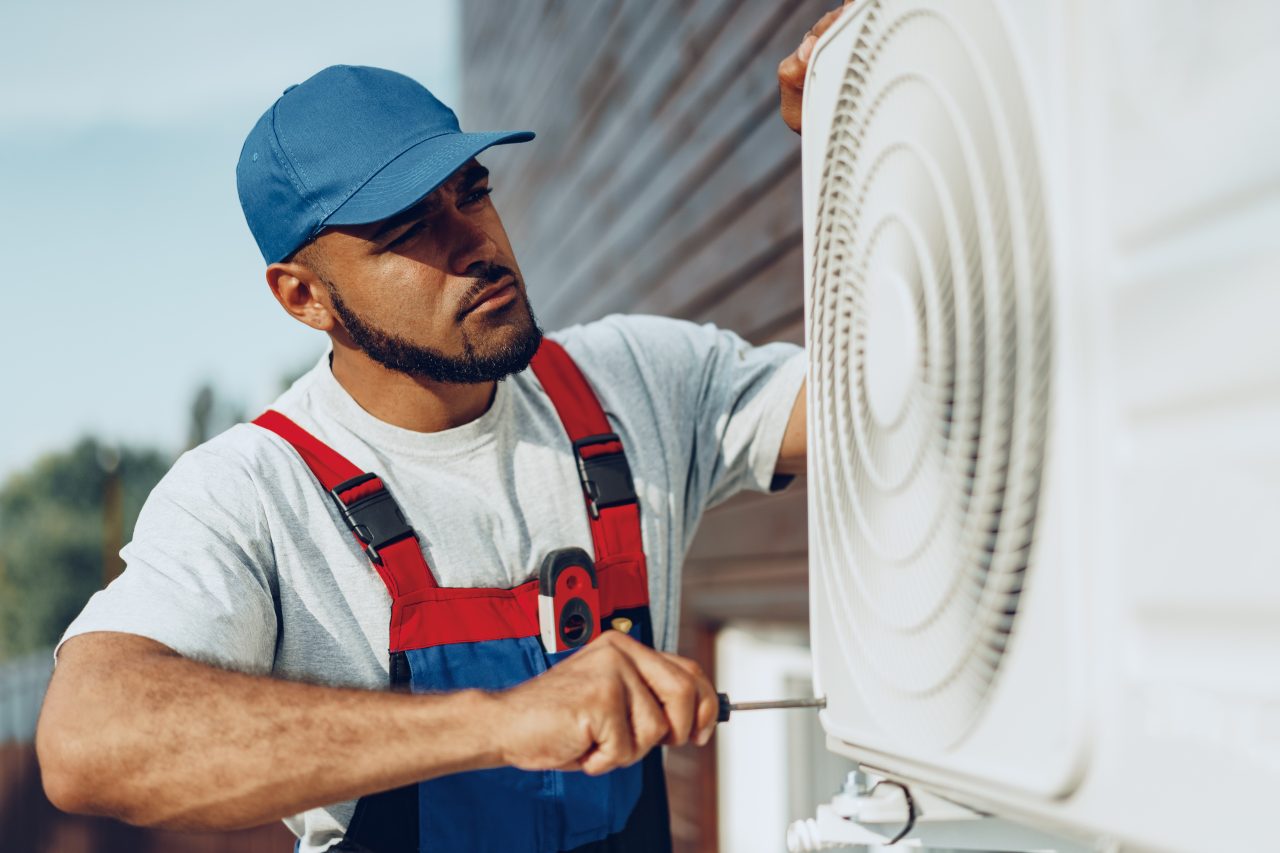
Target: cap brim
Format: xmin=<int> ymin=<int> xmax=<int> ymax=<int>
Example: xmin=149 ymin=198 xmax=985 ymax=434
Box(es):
xmin=322 ymin=129 xmax=534 ymax=227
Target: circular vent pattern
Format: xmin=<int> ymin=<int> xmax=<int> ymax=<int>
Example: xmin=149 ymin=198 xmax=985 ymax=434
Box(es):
xmin=808 ymin=0 xmax=1053 ymax=749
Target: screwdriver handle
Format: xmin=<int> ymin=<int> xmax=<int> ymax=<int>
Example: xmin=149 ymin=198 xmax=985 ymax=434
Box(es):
xmin=717 ymin=692 xmax=732 ymax=723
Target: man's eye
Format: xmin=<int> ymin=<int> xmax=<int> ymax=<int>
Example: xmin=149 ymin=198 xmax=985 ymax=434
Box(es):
xmin=464 ymin=186 xmax=493 ymax=205
xmin=387 ymin=222 xmax=425 ymax=248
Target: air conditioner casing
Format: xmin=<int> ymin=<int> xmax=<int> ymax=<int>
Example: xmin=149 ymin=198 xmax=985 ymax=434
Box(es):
xmin=803 ymin=2 xmax=1280 ymax=850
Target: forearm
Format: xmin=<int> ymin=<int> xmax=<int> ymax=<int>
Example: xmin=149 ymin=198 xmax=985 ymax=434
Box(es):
xmin=775 ymin=377 xmax=807 ymax=476
xmin=37 ymin=632 xmax=499 ymax=831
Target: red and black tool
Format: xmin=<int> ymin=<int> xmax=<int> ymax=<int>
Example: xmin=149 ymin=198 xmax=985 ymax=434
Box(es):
xmin=539 ymin=547 xmax=601 ymax=653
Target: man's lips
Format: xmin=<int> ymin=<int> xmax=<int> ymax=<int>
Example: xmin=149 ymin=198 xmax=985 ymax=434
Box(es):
xmin=463 ymin=276 xmax=518 ymax=314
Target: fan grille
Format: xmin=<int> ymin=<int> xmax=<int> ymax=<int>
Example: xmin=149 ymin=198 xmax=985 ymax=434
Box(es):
xmin=808 ymin=0 xmax=1053 ymax=749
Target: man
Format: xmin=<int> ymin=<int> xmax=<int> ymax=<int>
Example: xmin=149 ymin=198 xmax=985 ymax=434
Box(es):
xmin=36 ymin=5 xmax=848 ymax=851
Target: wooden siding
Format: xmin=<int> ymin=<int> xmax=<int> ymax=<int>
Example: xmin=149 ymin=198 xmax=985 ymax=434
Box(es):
xmin=462 ymin=3 xmax=829 ymax=850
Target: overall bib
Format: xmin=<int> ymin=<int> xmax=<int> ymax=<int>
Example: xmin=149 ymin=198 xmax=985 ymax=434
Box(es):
xmin=253 ymin=339 xmax=673 ymax=853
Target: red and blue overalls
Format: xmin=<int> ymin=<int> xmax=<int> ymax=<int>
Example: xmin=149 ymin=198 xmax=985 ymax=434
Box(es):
xmin=253 ymin=339 xmax=673 ymax=852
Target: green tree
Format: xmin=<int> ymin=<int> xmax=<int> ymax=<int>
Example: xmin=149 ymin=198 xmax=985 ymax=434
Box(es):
xmin=186 ymin=382 xmax=247 ymax=449
xmin=0 ymin=439 xmax=170 ymax=660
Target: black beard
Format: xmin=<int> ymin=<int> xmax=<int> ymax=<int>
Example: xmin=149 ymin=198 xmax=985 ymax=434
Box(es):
xmin=324 ymin=272 xmax=543 ymax=384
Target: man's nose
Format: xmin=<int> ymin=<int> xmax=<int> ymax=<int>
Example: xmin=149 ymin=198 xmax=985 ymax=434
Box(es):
xmin=448 ymin=215 xmax=500 ymax=276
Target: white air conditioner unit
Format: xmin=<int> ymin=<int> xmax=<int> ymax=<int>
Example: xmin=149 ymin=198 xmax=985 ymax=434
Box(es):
xmin=802 ymin=1 xmax=1280 ymax=850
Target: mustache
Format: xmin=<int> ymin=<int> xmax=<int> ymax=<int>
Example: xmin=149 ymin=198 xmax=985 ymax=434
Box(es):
xmin=456 ymin=263 xmax=519 ymax=319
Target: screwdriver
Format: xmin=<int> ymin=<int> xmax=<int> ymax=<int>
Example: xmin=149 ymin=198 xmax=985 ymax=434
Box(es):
xmin=716 ymin=692 xmax=826 ymax=722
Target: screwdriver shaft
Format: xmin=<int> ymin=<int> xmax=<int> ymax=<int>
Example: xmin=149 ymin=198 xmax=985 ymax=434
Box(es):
xmin=716 ymin=692 xmax=826 ymax=722
xmin=729 ymin=697 xmax=826 ymax=712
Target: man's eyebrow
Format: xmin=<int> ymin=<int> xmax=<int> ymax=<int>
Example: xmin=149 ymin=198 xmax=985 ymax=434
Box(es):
xmin=371 ymin=196 xmax=440 ymax=240
xmin=458 ymin=164 xmax=490 ymax=188
xmin=368 ymin=165 xmax=491 ymax=242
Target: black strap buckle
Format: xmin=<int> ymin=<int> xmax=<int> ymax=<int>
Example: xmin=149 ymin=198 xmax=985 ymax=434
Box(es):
xmin=330 ymin=473 xmax=415 ymax=565
xmin=572 ymin=433 xmax=637 ymax=520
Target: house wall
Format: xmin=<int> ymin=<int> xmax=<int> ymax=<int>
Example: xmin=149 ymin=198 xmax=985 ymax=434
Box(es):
xmin=461 ymin=3 xmax=827 ymax=849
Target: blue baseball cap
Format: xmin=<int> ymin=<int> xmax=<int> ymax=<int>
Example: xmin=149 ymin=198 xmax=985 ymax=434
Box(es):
xmin=236 ymin=65 xmax=534 ymax=264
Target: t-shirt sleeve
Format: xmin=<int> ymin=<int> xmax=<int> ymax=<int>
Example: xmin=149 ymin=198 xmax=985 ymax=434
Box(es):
xmin=670 ymin=320 xmax=805 ymax=510
xmin=558 ymin=314 xmax=806 ymax=522
xmin=55 ymin=445 xmax=279 ymax=674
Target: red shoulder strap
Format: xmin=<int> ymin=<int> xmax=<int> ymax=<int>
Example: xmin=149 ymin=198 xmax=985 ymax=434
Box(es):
xmin=252 ymin=410 xmax=438 ymax=606
xmin=253 ymin=338 xmax=643 ymax=614
xmin=530 ymin=339 xmax=644 ymax=563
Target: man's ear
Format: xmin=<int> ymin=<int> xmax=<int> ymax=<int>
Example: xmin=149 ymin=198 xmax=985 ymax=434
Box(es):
xmin=266 ymin=260 xmax=338 ymax=332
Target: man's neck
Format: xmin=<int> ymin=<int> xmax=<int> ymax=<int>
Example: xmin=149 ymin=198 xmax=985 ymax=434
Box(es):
xmin=329 ymin=347 xmax=497 ymax=433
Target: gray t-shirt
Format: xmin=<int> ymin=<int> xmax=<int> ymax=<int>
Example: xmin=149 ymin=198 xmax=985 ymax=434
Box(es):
xmin=58 ymin=313 xmax=805 ymax=850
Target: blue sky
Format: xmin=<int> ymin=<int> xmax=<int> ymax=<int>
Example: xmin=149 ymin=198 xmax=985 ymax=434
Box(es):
xmin=0 ymin=0 xmax=460 ymax=481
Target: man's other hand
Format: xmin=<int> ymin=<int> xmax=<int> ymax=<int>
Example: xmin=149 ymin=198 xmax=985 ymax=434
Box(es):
xmin=485 ymin=630 xmax=720 ymax=776
xmin=778 ymin=2 xmax=858 ymax=134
